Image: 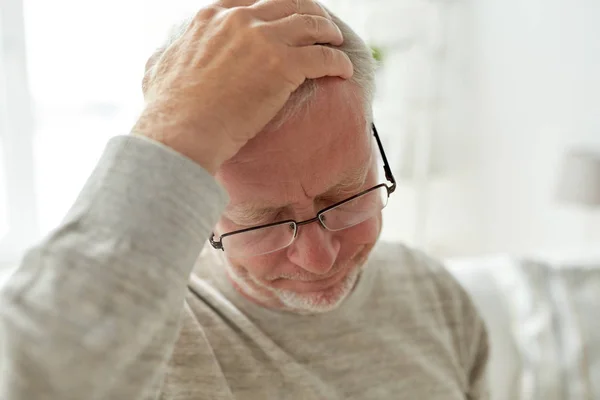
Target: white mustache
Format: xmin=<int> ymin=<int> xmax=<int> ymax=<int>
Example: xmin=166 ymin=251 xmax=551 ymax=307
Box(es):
xmin=265 ymin=264 xmax=348 ymax=282
xmin=263 ymin=248 xmax=367 ymax=282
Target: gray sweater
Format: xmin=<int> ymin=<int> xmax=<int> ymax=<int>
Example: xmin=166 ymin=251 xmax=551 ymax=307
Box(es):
xmin=0 ymin=135 xmax=489 ymax=399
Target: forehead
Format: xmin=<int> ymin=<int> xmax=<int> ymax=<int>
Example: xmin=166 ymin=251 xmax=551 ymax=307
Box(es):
xmin=216 ymin=78 xmax=371 ymax=207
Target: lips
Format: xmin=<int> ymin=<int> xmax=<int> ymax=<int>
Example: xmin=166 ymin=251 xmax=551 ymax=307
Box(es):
xmin=268 ymin=263 xmax=353 ymax=293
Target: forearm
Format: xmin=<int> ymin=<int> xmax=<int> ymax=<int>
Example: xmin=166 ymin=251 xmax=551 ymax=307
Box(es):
xmin=0 ymin=135 xmax=227 ymax=400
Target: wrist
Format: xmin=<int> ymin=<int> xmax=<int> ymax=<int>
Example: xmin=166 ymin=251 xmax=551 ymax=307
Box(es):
xmin=132 ymin=103 xmax=233 ymax=175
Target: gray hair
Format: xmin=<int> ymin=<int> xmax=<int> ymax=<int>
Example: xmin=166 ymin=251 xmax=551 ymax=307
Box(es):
xmin=145 ymin=5 xmax=376 ymax=131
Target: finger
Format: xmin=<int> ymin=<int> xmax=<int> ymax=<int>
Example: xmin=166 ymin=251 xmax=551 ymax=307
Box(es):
xmin=270 ymin=14 xmax=343 ymax=46
xmin=250 ymin=0 xmax=330 ymax=21
xmin=215 ymin=0 xmax=257 ymax=8
xmin=294 ymin=45 xmax=354 ymax=80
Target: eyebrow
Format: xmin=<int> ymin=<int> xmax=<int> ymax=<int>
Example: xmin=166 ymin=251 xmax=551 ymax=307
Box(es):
xmin=225 ymin=204 xmax=281 ymax=226
xmin=324 ymin=164 xmax=369 ymax=197
xmin=225 ymin=164 xmax=370 ymax=226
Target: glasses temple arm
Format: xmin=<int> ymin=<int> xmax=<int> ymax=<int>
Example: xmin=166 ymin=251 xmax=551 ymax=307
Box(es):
xmin=372 ymin=123 xmax=397 ymax=193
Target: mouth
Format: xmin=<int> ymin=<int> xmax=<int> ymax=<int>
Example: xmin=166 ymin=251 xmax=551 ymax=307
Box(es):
xmin=255 ymin=245 xmax=370 ymax=294
xmin=268 ymin=263 xmax=355 ymax=293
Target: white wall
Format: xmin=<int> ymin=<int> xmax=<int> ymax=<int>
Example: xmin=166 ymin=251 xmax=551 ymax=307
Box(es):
xmin=4 ymin=0 xmax=598 ymax=261
xmin=349 ymin=0 xmax=600 ymax=257
xmin=469 ymin=0 xmax=600 ymax=255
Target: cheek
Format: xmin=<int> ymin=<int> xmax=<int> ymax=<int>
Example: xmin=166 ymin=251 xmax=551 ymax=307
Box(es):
xmin=226 ymin=248 xmax=286 ymax=278
xmin=338 ymin=214 xmax=382 ymax=245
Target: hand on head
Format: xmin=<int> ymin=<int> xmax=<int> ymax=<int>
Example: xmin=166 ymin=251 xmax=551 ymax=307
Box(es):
xmin=134 ymin=0 xmax=354 ymax=174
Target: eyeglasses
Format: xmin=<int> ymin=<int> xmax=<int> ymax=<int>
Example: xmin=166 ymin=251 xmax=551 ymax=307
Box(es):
xmin=209 ymin=123 xmax=396 ymax=258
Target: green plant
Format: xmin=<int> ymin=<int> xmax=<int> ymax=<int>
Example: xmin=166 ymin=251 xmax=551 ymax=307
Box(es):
xmin=370 ymin=45 xmax=385 ymax=63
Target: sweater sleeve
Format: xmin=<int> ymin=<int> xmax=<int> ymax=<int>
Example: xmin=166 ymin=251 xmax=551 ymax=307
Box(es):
xmin=467 ymin=314 xmax=490 ymax=400
xmin=0 ymin=134 xmax=228 ymax=400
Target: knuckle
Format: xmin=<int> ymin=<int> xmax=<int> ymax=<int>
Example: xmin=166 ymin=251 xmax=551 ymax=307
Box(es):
xmin=288 ymin=0 xmax=302 ymax=13
xmin=195 ymin=4 xmax=221 ymax=21
xmin=301 ymin=14 xmax=319 ymax=34
xmin=276 ymin=0 xmax=299 ymax=19
xmin=320 ymin=45 xmax=332 ymax=63
xmin=191 ymin=5 xmax=223 ymax=29
xmin=223 ymin=7 xmax=253 ymax=28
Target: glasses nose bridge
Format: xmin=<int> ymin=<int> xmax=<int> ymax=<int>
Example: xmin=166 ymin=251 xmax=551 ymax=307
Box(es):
xmin=294 ymin=215 xmax=326 ymax=234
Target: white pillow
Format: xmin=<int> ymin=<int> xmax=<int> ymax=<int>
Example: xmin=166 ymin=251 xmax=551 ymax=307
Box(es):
xmin=445 ymin=256 xmax=522 ymax=400
xmin=492 ymin=258 xmax=600 ymax=400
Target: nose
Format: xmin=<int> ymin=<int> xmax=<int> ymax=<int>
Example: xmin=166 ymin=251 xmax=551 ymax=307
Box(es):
xmin=286 ymin=222 xmax=340 ymax=275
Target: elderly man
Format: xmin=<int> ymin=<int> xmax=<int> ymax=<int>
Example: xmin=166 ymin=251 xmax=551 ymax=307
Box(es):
xmin=0 ymin=1 xmax=488 ymax=399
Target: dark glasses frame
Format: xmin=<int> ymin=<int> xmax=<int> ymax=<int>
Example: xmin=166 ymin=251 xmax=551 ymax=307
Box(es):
xmin=209 ymin=123 xmax=396 ymax=252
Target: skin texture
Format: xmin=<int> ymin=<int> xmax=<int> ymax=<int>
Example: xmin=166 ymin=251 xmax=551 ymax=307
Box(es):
xmin=214 ymin=78 xmax=382 ymax=314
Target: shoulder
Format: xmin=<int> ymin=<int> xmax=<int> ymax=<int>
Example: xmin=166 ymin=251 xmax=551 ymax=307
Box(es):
xmin=370 ymin=240 xmax=470 ymax=302
xmin=369 ymin=241 xmax=490 ymax=387
xmin=370 ymin=240 xmax=485 ymax=328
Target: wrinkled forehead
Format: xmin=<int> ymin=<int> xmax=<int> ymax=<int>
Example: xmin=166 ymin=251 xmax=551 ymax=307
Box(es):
xmin=216 ymin=79 xmax=372 ymax=203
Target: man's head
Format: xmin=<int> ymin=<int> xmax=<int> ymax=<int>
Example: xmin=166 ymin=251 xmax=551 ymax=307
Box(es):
xmin=144 ymin=7 xmax=376 ymax=131
xmin=146 ymin=5 xmax=380 ymax=314
xmin=216 ymin=77 xmax=384 ymax=314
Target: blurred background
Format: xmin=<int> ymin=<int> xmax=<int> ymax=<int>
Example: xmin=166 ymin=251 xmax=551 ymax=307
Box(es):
xmin=1 ymin=0 xmax=600 ymax=398
xmin=1 ymin=0 xmax=599 ymax=263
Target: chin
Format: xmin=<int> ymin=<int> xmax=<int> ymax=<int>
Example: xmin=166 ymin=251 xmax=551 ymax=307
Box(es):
xmin=275 ymin=267 xmax=361 ymax=315
xmin=225 ymin=243 xmax=374 ymax=314
xmin=228 ymin=260 xmax=364 ymax=315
